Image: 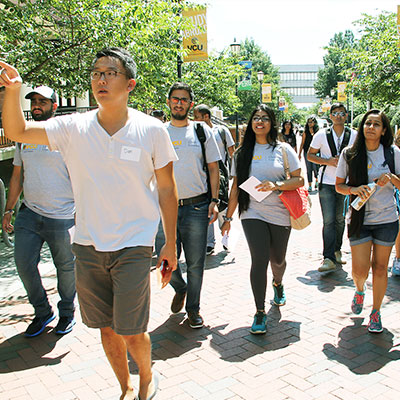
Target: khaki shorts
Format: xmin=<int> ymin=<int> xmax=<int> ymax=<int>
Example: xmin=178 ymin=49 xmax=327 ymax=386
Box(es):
xmin=72 ymin=244 xmax=152 ymax=335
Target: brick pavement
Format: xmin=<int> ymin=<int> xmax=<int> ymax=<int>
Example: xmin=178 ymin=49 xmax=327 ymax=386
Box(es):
xmin=1 ymin=190 xmax=400 ymax=399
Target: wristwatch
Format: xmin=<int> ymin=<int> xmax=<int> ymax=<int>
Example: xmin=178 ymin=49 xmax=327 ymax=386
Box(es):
xmin=223 ymin=215 xmax=233 ymax=222
xmin=3 ymin=209 xmax=14 ymax=217
xmin=211 ymin=198 xmax=220 ymax=205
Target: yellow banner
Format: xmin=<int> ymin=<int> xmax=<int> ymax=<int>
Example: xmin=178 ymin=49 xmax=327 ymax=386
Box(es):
xmin=182 ymin=7 xmax=208 ymax=62
xmin=337 ymin=82 xmax=347 ymax=102
xmin=262 ymin=84 xmax=272 ymax=103
xmin=398 ymin=5 xmax=400 ymax=47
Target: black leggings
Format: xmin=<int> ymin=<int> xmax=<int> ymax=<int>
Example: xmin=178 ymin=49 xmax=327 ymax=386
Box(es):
xmin=241 ymin=219 xmax=291 ymax=310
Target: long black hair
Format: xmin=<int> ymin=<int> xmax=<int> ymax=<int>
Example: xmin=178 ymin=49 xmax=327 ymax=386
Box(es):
xmin=236 ymin=104 xmax=278 ymax=215
xmin=346 ymin=109 xmax=393 ymax=237
xmin=304 ymin=115 xmax=319 ymax=136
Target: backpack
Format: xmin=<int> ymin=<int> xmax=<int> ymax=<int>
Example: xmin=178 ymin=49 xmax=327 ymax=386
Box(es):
xmin=319 ymin=127 xmax=351 ymax=190
xmin=194 ymin=123 xmax=229 ymax=212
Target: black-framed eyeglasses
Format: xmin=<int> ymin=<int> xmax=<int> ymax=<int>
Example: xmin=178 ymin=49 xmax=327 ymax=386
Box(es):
xmin=170 ymin=96 xmax=190 ymax=105
xmin=252 ymin=116 xmax=271 ymax=122
xmin=331 ymin=111 xmax=346 ymax=117
xmin=90 ymin=70 xmax=126 ymax=80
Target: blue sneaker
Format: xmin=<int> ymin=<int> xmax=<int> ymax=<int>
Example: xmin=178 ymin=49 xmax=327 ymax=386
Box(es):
xmin=392 ymin=258 xmax=400 ymax=277
xmin=250 ymin=311 xmax=267 ymax=335
xmin=351 ymin=290 xmax=365 ymax=315
xmin=24 ymin=312 xmax=56 ymax=338
xmin=273 ymin=281 xmax=286 ymax=306
xmin=55 ymin=317 xmax=76 ymax=335
xmin=368 ymin=310 xmax=383 ymax=333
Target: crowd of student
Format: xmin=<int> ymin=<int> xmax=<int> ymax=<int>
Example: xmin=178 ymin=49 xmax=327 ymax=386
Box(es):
xmin=1 ymin=47 xmax=400 ymax=399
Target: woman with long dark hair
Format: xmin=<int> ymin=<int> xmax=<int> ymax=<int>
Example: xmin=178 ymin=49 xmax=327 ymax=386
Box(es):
xmin=221 ymin=105 xmax=303 ymax=334
xmin=280 ymin=120 xmax=297 ymax=151
xmin=298 ymin=115 xmax=320 ymax=191
xmin=336 ymin=109 xmax=400 ymax=333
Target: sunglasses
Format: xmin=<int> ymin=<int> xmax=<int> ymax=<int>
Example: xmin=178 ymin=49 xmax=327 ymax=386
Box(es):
xmin=331 ymin=111 xmax=346 ymax=117
xmin=170 ymin=96 xmax=191 ymax=105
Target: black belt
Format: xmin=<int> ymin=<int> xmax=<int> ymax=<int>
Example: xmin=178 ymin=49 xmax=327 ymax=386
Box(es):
xmin=178 ymin=193 xmax=208 ymax=207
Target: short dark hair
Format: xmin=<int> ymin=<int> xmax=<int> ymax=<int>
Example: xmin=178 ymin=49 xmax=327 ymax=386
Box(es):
xmin=92 ymin=47 xmax=137 ymax=79
xmin=330 ymin=102 xmax=347 ymax=114
xmin=168 ymin=82 xmax=194 ymax=101
xmin=193 ymin=104 xmax=211 ymax=117
xmin=151 ymin=110 xmax=165 ymax=118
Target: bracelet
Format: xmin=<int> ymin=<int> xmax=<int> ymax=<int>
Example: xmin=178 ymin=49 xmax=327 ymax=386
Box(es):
xmin=223 ymin=216 xmax=233 ymax=222
xmin=3 ymin=209 xmax=14 ymax=216
xmin=211 ymin=197 xmax=220 ymax=205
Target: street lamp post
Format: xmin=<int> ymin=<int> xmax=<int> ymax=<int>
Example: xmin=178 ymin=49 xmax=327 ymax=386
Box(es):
xmin=230 ymin=38 xmax=241 ymax=146
xmin=257 ymin=71 xmax=264 ymax=104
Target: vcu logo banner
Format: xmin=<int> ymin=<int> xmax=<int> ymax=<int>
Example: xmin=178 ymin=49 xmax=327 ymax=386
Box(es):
xmin=182 ymin=7 xmax=208 ymax=62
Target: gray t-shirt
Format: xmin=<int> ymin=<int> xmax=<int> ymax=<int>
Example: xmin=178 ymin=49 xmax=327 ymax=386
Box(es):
xmin=13 ymin=144 xmax=75 ymax=219
xmin=232 ymin=142 xmax=301 ymax=226
xmin=213 ymin=125 xmax=235 ymax=166
xmin=337 ymin=144 xmax=400 ymax=225
xmin=166 ymin=121 xmax=221 ymax=199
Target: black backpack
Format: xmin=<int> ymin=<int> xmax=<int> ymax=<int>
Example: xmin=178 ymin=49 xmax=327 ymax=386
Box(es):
xmin=194 ymin=123 xmax=229 ymax=212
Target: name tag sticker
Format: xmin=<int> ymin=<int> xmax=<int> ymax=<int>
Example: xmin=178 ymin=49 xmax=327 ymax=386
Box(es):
xmin=120 ymin=146 xmax=141 ymax=162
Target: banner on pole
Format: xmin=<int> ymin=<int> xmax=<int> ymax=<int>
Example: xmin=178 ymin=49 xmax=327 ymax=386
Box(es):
xmin=398 ymin=5 xmax=400 ymax=47
xmin=238 ymin=61 xmax=252 ymax=91
xmin=337 ymin=82 xmax=347 ymax=102
xmin=182 ymin=7 xmax=208 ymax=62
xmin=262 ymin=84 xmax=272 ymax=103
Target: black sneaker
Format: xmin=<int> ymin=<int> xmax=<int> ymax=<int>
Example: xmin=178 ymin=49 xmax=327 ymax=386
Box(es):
xmin=187 ymin=311 xmax=204 ymax=328
xmin=55 ymin=317 xmax=76 ymax=335
xmin=171 ymin=292 xmax=186 ymax=313
xmin=24 ymin=312 xmax=56 ymax=338
xmin=206 ymin=246 xmax=214 ymax=255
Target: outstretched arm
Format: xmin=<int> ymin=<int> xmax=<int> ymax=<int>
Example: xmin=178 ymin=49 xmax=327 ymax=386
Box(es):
xmin=0 ymin=61 xmax=49 ymax=145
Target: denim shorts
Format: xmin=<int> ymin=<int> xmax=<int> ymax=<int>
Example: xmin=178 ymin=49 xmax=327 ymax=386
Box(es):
xmin=349 ymin=220 xmax=399 ymax=247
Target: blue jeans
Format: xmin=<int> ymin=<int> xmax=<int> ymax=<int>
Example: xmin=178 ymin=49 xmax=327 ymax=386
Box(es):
xmin=304 ymin=150 xmax=319 ymax=186
xmin=318 ymin=184 xmax=345 ymax=262
xmin=14 ymin=206 xmax=76 ymax=318
xmin=155 ymin=200 xmax=209 ymax=312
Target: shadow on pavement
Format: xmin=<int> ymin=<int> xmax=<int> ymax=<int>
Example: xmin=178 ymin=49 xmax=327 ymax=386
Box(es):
xmin=297 ymin=266 xmax=353 ymax=293
xmin=322 ymin=317 xmax=400 ymax=374
xmin=0 ymin=330 xmax=67 ymax=373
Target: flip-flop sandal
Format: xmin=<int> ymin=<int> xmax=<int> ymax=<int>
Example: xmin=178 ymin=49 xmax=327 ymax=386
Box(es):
xmin=136 ymin=370 xmax=159 ymax=400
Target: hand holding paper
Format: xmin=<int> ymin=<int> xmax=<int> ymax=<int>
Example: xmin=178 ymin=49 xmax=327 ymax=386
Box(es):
xmin=239 ymin=176 xmax=272 ymax=202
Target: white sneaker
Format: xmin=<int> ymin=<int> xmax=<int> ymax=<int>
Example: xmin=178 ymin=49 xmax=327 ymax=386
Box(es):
xmin=392 ymin=258 xmax=400 ymax=277
xmin=335 ymin=250 xmax=346 ymax=265
xmin=318 ymin=258 xmax=336 ymax=272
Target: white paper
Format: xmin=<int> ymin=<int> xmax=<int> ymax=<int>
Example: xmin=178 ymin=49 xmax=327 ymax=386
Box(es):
xmin=221 ymin=228 xmax=240 ymax=251
xmin=68 ymin=225 xmax=75 ymax=244
xmin=239 ymin=176 xmax=272 ymax=202
xmin=120 ymin=146 xmax=141 ymax=162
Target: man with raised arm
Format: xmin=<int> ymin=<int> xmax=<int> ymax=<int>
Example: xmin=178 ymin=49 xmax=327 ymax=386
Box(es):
xmin=0 ymin=48 xmax=178 ymax=400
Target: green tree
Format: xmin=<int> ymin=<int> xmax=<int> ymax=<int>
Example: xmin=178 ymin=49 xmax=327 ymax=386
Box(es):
xmin=342 ymin=11 xmax=400 ymax=107
xmin=0 ymin=0 xmax=183 ymax=108
xmin=314 ymin=30 xmax=355 ymax=99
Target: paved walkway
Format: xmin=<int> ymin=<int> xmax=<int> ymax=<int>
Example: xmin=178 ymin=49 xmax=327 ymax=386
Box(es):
xmin=1 ymin=191 xmax=400 ymax=400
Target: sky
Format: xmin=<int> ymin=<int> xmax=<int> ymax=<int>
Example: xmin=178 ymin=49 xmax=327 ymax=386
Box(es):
xmin=193 ymin=0 xmax=398 ymax=65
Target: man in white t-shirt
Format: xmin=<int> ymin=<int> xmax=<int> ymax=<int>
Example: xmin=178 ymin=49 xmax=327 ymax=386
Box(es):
xmin=193 ymin=104 xmax=235 ymax=254
xmin=2 ymin=86 xmax=76 ymax=338
xmin=0 ymin=48 xmax=178 ymax=400
xmin=307 ymin=103 xmax=357 ymax=272
xmin=156 ymin=83 xmax=221 ymax=329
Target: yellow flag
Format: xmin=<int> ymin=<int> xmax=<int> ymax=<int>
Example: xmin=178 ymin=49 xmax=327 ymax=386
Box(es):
xmin=262 ymin=84 xmax=272 ymax=103
xmin=182 ymin=7 xmax=208 ymax=62
xmin=398 ymin=5 xmax=400 ymax=47
xmin=337 ymin=82 xmax=347 ymax=102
